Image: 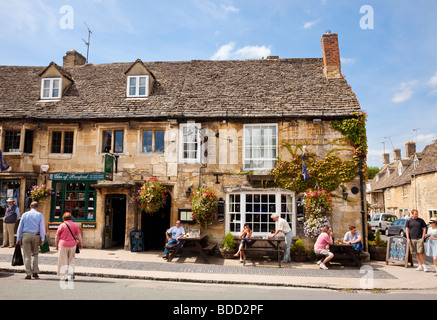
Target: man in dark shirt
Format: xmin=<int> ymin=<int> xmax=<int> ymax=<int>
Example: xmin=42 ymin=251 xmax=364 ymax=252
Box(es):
xmin=406 ymin=209 xmax=428 ymax=271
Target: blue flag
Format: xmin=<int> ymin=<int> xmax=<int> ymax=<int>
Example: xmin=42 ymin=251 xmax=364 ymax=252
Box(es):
xmin=0 ymin=150 xmax=10 ymax=172
xmin=302 ymin=151 xmax=309 ymax=181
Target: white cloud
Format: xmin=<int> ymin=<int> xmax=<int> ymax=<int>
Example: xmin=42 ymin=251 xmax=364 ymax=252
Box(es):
xmin=341 ymin=57 xmax=356 ymax=65
xmin=303 ymin=19 xmax=320 ymax=29
xmin=416 ymin=133 xmax=437 ymax=144
xmin=391 ymin=80 xmax=418 ymax=103
xmin=211 ymin=42 xmax=236 ymax=60
xmin=211 ymin=42 xmax=272 ymax=60
xmin=427 ymin=71 xmax=437 ymax=96
xmin=428 ymin=71 xmax=437 ymax=87
xmin=221 ymin=4 xmax=239 ymax=13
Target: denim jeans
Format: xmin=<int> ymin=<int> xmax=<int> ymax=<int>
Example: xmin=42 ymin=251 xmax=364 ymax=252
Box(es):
xmin=283 ymin=231 xmax=293 ymax=262
xmin=164 ymin=239 xmax=179 ymax=255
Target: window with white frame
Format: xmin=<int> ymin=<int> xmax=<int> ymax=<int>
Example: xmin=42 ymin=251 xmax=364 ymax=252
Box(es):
xmin=127 ymin=75 xmax=149 ymax=97
xmin=179 ymin=123 xmax=201 ymax=163
xmin=226 ymin=191 xmax=295 ymax=236
xmin=429 ymin=210 xmax=437 ymax=220
xmin=41 ymin=78 xmax=61 ymax=99
xmin=243 ymin=124 xmax=278 ymax=170
xmin=403 ymin=185 xmax=408 ymax=198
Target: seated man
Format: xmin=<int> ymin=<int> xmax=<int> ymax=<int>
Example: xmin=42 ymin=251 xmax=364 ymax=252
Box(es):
xmin=343 ymin=225 xmax=363 ymax=253
xmin=163 ymin=220 xmax=185 ymax=259
xmin=314 ymin=226 xmax=334 ymax=270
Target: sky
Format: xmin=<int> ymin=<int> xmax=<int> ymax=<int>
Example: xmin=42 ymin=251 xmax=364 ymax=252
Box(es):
xmin=1 ymin=0 xmax=436 ymax=168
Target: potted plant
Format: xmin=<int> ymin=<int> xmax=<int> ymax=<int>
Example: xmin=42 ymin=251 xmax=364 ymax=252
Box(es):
xmin=136 ymin=177 xmax=168 ymax=214
xmin=290 ymin=238 xmax=308 ymax=262
xmin=190 ymin=186 xmax=218 ymax=230
xmin=220 ymin=231 xmax=236 ymax=259
xmin=368 ymin=229 xmax=387 ymax=261
xmin=28 ymin=185 xmax=54 ymax=202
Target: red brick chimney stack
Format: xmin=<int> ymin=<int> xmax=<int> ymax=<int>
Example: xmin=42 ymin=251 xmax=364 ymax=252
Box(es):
xmin=321 ymin=32 xmax=342 ymax=79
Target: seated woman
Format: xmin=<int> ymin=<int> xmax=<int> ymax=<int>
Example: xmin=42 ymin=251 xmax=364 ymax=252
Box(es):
xmin=234 ymin=223 xmax=253 ymax=262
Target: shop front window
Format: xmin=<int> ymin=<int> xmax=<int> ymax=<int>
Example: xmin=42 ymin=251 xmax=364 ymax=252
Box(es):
xmin=226 ymin=191 xmax=295 ymax=236
xmin=51 ymin=181 xmax=96 ymax=221
xmin=0 ymin=179 xmax=21 ymax=217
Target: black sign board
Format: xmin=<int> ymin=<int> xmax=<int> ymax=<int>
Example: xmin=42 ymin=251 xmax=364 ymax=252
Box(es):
xmin=386 ymin=236 xmax=413 ymax=267
xmin=129 ymin=229 xmax=144 ymax=252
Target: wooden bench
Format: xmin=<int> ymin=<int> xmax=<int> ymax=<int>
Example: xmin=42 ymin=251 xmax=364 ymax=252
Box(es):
xmin=202 ymin=243 xmax=217 ymax=255
xmin=315 ymin=250 xmax=369 ymax=268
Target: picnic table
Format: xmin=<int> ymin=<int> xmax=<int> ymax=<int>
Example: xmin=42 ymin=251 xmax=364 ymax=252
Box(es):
xmin=240 ymin=237 xmax=284 ymax=267
xmin=329 ymin=243 xmax=363 ymax=267
xmin=166 ymin=234 xmax=215 ymax=264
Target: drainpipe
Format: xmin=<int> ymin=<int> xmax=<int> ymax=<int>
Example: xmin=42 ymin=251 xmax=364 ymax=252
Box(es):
xmin=359 ymin=155 xmax=367 ymax=251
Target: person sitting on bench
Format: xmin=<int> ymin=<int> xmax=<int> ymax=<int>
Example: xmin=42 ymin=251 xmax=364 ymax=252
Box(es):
xmin=343 ymin=225 xmax=363 ymax=253
xmin=314 ymin=226 xmax=334 ymax=270
xmin=163 ymin=220 xmax=185 ymax=259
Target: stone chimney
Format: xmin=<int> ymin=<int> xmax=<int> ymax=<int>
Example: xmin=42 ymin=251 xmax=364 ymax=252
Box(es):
xmin=321 ymin=32 xmax=342 ymax=79
xmin=393 ymin=148 xmax=401 ymax=161
xmin=63 ymin=50 xmax=86 ymax=67
xmin=383 ymin=153 xmax=390 ymax=165
xmin=405 ymin=142 xmax=416 ymax=158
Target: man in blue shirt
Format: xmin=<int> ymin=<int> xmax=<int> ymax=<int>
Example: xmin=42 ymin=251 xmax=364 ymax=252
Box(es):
xmin=16 ymin=201 xmax=46 ymax=279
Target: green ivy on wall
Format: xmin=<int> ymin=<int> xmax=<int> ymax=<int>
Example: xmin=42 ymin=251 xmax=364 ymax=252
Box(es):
xmin=272 ymin=112 xmax=368 ymax=193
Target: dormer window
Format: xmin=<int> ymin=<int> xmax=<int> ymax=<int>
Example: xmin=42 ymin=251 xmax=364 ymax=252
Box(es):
xmin=41 ymin=78 xmax=62 ymax=99
xmin=124 ymin=59 xmax=155 ymax=98
xmin=127 ymin=75 xmax=149 ymax=97
xmin=398 ymin=163 xmax=403 ymax=176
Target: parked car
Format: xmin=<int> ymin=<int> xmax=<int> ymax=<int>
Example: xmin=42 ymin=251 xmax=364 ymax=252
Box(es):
xmin=386 ymin=218 xmax=407 ymax=237
xmin=369 ymin=213 xmax=397 ymax=233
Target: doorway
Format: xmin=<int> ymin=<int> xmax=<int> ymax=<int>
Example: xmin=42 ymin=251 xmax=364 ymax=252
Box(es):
xmin=104 ymin=194 xmax=126 ymax=249
xmin=142 ymin=192 xmax=171 ymax=250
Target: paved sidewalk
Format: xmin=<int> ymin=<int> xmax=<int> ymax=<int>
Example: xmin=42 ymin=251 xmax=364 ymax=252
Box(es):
xmin=1 ymin=246 xmax=436 ymax=291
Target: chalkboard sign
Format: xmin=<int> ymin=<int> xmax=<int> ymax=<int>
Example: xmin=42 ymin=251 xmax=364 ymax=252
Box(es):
xmin=386 ymin=236 xmax=413 ymax=267
xmin=129 ymin=229 xmax=144 ymax=252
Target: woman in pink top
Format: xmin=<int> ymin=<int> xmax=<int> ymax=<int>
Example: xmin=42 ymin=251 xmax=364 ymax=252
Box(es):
xmin=55 ymin=212 xmax=83 ymax=279
xmin=314 ymin=226 xmax=334 ymax=270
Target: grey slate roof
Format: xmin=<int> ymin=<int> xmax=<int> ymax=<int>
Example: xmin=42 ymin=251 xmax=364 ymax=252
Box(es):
xmin=369 ymin=140 xmax=437 ymax=192
xmin=0 ymin=58 xmax=361 ymax=121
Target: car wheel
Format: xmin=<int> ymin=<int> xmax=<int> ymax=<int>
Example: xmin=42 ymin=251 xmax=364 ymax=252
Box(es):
xmin=400 ymin=230 xmax=405 ymax=237
xmin=385 ymin=228 xmax=390 ymax=236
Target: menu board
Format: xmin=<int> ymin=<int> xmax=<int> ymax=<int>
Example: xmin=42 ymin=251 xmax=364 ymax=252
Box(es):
xmin=386 ymin=236 xmax=413 ymax=267
xmin=129 ymin=229 xmax=144 ymax=252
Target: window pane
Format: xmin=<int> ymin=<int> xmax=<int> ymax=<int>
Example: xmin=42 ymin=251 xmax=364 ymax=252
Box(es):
xmin=129 ymin=77 xmax=136 ymax=96
xmin=64 ymin=132 xmax=74 ymax=153
xmin=52 ymin=79 xmax=60 ymax=98
xmin=102 ymin=131 xmax=112 ymax=153
xmin=24 ymin=130 xmax=34 ymax=153
xmin=114 ymin=130 xmax=124 ymax=153
xmin=142 ymin=130 xmax=153 ymax=153
xmin=4 ymin=131 xmax=20 ymax=152
xmin=155 ymin=130 xmax=165 ymax=152
xmin=51 ymin=131 xmax=62 ymax=153
xmin=42 ymin=79 xmax=50 ymax=98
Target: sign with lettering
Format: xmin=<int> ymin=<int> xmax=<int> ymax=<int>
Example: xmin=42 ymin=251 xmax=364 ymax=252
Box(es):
xmin=49 ymin=173 xmax=105 ymax=181
xmin=386 ymin=236 xmax=413 ymax=267
xmin=82 ymin=222 xmax=97 ymax=230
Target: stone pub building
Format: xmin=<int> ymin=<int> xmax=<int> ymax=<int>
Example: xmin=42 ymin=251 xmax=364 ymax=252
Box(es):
xmin=0 ymin=33 xmax=365 ymax=250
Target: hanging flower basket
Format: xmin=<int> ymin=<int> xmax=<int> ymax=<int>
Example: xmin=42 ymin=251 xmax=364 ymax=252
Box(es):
xmin=303 ymin=188 xmax=333 ymax=239
xmin=190 ymin=186 xmax=218 ymax=230
xmin=28 ymin=185 xmax=54 ymax=202
xmin=137 ymin=177 xmax=168 ymax=214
